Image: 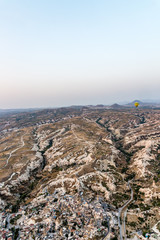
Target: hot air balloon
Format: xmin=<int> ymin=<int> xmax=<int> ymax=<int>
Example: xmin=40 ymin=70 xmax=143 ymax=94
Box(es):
xmin=134 ymin=102 xmax=139 ymax=108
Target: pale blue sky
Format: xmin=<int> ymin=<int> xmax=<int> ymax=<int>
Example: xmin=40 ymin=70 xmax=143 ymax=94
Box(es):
xmin=0 ymin=0 xmax=160 ymax=108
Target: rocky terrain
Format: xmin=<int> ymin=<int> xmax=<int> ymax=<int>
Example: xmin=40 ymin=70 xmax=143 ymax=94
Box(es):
xmin=0 ymin=107 xmax=160 ymax=240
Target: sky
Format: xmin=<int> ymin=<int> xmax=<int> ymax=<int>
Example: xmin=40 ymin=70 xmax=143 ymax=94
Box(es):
xmin=0 ymin=0 xmax=160 ymax=108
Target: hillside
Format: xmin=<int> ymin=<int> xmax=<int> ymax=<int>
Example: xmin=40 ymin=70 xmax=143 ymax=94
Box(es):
xmin=0 ymin=107 xmax=160 ymax=239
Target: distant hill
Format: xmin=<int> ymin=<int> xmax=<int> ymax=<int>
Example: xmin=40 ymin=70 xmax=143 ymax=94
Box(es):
xmin=126 ymin=100 xmax=144 ymax=106
xmin=110 ymin=103 xmax=124 ymax=109
xmin=96 ymin=104 xmax=105 ymax=107
xmin=0 ymin=108 xmax=40 ymax=117
xmin=126 ymin=100 xmax=160 ymax=108
xmin=69 ymin=105 xmax=85 ymax=109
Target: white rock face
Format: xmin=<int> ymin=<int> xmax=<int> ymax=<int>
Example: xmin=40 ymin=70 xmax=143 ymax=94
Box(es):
xmin=130 ymin=140 xmax=157 ymax=177
xmin=0 ymin=151 xmax=43 ymax=204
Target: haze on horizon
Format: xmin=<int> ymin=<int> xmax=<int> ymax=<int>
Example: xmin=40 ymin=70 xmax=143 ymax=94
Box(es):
xmin=0 ymin=0 xmax=160 ymax=109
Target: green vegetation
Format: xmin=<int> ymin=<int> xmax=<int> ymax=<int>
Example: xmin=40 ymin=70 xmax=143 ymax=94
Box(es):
xmin=101 ymin=181 xmax=109 ymax=191
xmin=121 ymin=166 xmax=128 ymax=173
xmin=11 ymin=227 xmax=19 ymax=240
xmin=128 ymin=222 xmax=136 ymax=227
xmin=139 ymin=203 xmax=150 ymax=211
xmin=125 ymin=173 xmax=135 ymax=181
xmin=151 ymin=197 xmax=160 ymax=207
xmin=10 ymin=214 xmax=22 ymax=225
xmin=101 ymin=220 xmax=108 ymax=227
xmin=138 ymin=217 xmax=144 ymax=223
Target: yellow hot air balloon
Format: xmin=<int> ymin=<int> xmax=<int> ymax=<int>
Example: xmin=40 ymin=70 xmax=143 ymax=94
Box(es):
xmin=134 ymin=102 xmax=139 ymax=108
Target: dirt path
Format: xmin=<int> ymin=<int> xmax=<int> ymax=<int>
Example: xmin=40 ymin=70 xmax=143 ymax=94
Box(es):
xmin=1 ymin=133 xmax=25 ymax=170
xmin=0 ymin=133 xmax=26 ymax=188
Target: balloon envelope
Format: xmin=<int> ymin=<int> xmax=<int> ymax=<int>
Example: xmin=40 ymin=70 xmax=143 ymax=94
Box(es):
xmin=134 ymin=102 xmax=139 ymax=108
